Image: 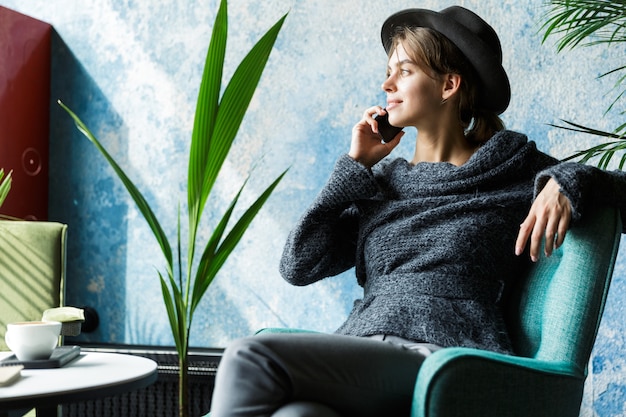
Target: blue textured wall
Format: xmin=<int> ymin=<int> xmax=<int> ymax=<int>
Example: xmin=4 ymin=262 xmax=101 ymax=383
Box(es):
xmin=1 ymin=1 xmax=624 ymax=415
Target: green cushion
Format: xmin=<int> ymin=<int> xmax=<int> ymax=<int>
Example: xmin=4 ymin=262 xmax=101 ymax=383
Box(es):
xmin=0 ymin=221 xmax=68 ymax=351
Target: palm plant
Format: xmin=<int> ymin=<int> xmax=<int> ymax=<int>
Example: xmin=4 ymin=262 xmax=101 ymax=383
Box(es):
xmin=59 ymin=1 xmax=288 ymax=415
xmin=0 ymin=169 xmax=11 ymax=208
xmin=541 ymin=0 xmax=626 ymax=168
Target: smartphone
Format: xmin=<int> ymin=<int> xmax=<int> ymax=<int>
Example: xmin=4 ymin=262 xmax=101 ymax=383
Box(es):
xmin=373 ymin=110 xmax=403 ymax=143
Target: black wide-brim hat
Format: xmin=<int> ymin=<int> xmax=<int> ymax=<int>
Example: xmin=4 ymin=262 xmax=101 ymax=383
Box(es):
xmin=381 ymin=6 xmax=511 ymax=115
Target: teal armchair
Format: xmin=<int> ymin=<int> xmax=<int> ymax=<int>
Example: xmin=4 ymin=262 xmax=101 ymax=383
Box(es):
xmin=409 ymin=204 xmax=621 ymax=417
xmin=254 ymin=205 xmax=621 ymax=417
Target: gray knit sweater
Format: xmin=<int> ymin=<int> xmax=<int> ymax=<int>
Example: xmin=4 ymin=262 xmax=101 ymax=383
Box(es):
xmin=279 ymin=130 xmax=625 ymax=354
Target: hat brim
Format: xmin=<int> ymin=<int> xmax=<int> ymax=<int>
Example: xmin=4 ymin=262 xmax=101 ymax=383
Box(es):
xmin=381 ymin=8 xmax=510 ymax=114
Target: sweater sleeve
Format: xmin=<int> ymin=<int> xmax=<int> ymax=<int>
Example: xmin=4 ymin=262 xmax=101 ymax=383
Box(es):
xmin=279 ymin=154 xmax=380 ymax=286
xmin=535 ymin=161 xmax=626 ymax=230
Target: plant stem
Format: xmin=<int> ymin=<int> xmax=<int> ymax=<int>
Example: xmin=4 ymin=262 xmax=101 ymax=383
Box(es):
xmin=179 ymin=350 xmax=189 ymax=417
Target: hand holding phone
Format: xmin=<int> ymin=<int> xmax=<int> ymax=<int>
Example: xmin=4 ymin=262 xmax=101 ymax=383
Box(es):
xmin=373 ymin=110 xmax=403 ymax=143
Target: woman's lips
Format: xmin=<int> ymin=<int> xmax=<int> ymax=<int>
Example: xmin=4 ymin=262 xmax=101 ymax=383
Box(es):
xmin=386 ymin=100 xmax=401 ymax=111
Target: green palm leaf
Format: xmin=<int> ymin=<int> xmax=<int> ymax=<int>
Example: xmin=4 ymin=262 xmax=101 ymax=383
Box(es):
xmin=189 ymin=179 xmax=245 ymax=314
xmin=189 ymin=13 xmax=287 ymax=241
xmin=190 ymin=169 xmax=288 ymax=316
xmin=186 ymin=7 xmax=287 ymax=306
xmin=541 ymin=0 xmax=626 ymax=50
xmin=159 ymin=271 xmax=183 ymax=354
xmin=541 ymin=0 xmax=626 ymax=111
xmin=188 ymin=0 xmax=227 ymax=244
xmin=541 ymin=1 xmax=626 ymax=168
xmin=0 ymin=169 xmax=12 ymax=209
xmin=555 ymin=119 xmax=626 ymax=167
xmin=203 ymin=14 xmax=287 ymax=200
xmin=58 ymin=100 xmax=174 ymax=272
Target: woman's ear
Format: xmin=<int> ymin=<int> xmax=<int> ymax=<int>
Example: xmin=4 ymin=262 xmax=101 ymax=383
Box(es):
xmin=441 ymin=73 xmax=462 ymax=102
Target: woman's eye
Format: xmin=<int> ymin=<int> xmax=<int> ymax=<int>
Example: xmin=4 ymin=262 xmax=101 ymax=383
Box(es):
xmin=385 ymin=67 xmax=411 ymax=78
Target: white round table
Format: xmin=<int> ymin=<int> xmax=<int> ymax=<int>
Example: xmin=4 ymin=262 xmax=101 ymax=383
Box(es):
xmin=0 ymin=351 xmax=157 ymax=416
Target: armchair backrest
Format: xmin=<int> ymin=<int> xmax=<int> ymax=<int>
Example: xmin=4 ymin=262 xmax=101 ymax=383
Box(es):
xmin=0 ymin=220 xmax=68 ymax=350
xmin=507 ymin=205 xmax=621 ymax=373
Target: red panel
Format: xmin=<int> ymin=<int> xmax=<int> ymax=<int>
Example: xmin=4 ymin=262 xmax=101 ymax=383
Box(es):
xmin=0 ymin=7 xmax=51 ymax=220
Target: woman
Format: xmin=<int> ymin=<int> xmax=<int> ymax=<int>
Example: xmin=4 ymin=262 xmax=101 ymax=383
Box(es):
xmin=210 ymin=6 xmax=624 ymax=417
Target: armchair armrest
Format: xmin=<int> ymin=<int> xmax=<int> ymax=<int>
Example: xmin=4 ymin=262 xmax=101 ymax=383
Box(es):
xmin=412 ymin=347 xmax=585 ymax=417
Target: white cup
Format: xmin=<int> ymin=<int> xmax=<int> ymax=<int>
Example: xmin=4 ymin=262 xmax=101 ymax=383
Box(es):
xmin=5 ymin=321 xmax=62 ymax=361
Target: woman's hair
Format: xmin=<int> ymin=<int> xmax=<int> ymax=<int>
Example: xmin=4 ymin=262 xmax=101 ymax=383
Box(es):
xmin=389 ymin=27 xmax=504 ymax=144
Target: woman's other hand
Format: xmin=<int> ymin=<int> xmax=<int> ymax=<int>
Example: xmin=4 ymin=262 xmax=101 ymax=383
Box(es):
xmin=515 ymin=178 xmax=572 ymax=262
xmin=349 ymin=107 xmax=403 ymax=168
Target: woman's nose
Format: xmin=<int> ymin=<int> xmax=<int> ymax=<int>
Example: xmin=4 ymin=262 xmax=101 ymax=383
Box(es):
xmin=381 ymin=76 xmax=395 ymax=92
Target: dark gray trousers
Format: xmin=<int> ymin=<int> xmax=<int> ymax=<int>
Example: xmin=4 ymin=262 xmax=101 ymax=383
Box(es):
xmin=209 ymin=332 xmax=439 ymax=417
